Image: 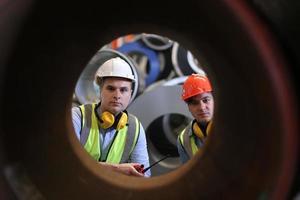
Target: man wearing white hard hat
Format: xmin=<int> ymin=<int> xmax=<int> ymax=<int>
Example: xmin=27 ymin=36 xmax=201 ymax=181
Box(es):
xmin=72 ymin=57 xmax=151 ymax=177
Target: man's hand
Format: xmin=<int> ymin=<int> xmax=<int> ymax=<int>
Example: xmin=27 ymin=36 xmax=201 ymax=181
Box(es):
xmin=99 ymin=162 xmax=145 ymax=177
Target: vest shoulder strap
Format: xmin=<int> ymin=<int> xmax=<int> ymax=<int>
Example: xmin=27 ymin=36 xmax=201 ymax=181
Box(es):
xmin=181 ymin=123 xmax=194 ymax=159
xmin=120 ymin=113 xmax=140 ymax=163
xmin=79 ymin=104 xmax=93 ymax=146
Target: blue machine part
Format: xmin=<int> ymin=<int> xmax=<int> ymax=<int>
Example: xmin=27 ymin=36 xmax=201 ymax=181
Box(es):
xmin=117 ymin=41 xmax=160 ymax=86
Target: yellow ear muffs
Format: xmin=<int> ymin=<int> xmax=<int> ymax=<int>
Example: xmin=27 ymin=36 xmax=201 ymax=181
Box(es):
xmin=192 ymin=121 xmax=212 ymax=140
xmin=116 ymin=112 xmax=128 ymax=130
xmin=99 ymin=111 xmax=128 ymax=130
xmin=99 ymin=111 xmax=115 ymax=129
xmin=192 ymin=122 xmax=205 ymax=140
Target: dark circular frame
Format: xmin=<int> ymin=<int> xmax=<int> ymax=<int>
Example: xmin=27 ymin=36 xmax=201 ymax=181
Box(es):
xmin=0 ymin=0 xmax=298 ymax=199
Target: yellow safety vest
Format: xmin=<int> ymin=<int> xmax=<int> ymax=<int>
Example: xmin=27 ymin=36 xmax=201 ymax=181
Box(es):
xmin=79 ymin=104 xmax=140 ymax=164
xmin=179 ymin=121 xmax=212 ymax=159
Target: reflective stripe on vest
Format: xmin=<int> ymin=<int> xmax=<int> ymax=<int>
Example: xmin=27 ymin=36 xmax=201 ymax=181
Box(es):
xmin=79 ymin=104 xmax=139 ymax=164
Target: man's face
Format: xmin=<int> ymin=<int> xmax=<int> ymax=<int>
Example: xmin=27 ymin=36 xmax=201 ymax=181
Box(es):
xmin=99 ymin=77 xmax=132 ymax=115
xmin=187 ymin=92 xmax=214 ymax=125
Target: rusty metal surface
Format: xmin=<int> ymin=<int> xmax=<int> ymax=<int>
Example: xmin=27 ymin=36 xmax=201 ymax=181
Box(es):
xmin=0 ymin=0 xmax=298 ymax=199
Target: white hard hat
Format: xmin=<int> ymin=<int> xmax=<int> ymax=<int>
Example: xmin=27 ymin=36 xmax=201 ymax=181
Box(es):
xmin=95 ymin=57 xmax=135 ymax=82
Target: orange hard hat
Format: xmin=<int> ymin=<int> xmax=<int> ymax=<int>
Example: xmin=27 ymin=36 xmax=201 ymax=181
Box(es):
xmin=181 ymin=74 xmax=212 ymax=101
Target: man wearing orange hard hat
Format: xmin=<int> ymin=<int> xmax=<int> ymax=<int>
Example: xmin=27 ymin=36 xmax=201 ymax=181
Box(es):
xmin=177 ymin=73 xmax=214 ymax=163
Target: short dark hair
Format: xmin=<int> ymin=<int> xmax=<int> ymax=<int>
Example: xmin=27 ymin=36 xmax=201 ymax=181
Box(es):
xmin=185 ymin=91 xmax=214 ymax=105
xmin=97 ymin=77 xmax=133 ymax=90
xmin=185 ymin=97 xmax=193 ymax=105
xmin=96 ymin=77 xmax=105 ymax=88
